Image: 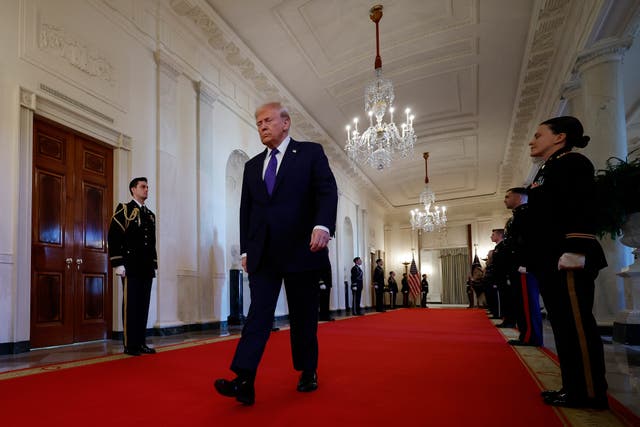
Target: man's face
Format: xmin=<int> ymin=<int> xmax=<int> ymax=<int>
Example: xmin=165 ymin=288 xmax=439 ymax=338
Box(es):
xmin=356 ymin=259 xmax=362 ymax=266
xmin=255 ymin=106 xmax=290 ymax=149
xmin=132 ymin=181 xmax=148 ymax=202
xmin=490 ymin=231 xmax=502 ymax=243
xmin=504 ymin=191 xmax=519 ymax=209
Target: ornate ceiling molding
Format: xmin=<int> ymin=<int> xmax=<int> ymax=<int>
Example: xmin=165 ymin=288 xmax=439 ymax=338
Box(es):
xmin=499 ymin=0 xmax=575 ymax=193
xmin=168 ymin=0 xmax=392 ymax=209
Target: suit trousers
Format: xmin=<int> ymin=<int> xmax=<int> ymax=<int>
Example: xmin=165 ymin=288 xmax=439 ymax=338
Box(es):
xmin=121 ymin=275 xmax=152 ymax=350
xmin=538 ymin=268 xmax=607 ymax=399
xmin=231 ymin=269 xmax=321 ymax=375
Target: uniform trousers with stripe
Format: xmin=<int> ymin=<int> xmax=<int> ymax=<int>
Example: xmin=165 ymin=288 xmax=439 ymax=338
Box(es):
xmin=511 ymin=272 xmax=543 ymax=346
xmin=121 ymin=275 xmax=153 ymax=350
xmin=538 ymin=268 xmax=607 ymax=399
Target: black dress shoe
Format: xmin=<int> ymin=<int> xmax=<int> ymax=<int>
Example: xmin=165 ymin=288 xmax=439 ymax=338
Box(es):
xmin=214 ymin=377 xmax=255 ymax=405
xmin=496 ymin=323 xmax=516 ymax=328
xmin=297 ymin=371 xmax=318 ymax=392
xmin=543 ymin=392 xmax=608 ymax=410
xmin=541 ymin=389 xmax=564 ymax=398
xmin=508 ymin=339 xmax=539 ymax=347
xmin=123 ymin=347 xmax=141 ymax=356
xmin=139 ymin=345 xmax=156 ymax=354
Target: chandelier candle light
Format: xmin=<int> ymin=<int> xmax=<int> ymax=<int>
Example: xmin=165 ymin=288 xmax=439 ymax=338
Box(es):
xmin=344 ymin=4 xmax=416 ymax=171
xmin=410 ymin=153 xmax=447 ymax=232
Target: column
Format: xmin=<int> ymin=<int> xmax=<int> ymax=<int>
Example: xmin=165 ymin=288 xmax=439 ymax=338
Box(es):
xmin=196 ymin=81 xmax=219 ymax=324
xmin=573 ymin=37 xmax=633 ymax=327
xmin=154 ymin=50 xmax=183 ymax=328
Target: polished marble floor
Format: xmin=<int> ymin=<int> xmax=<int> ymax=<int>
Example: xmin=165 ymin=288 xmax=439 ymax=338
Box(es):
xmin=1 ymin=307 xmax=639 ymax=420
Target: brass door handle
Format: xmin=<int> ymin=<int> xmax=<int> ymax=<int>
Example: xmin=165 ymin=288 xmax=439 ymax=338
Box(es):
xmin=76 ymin=258 xmax=83 ymax=270
xmin=65 ymin=258 xmax=72 ymax=269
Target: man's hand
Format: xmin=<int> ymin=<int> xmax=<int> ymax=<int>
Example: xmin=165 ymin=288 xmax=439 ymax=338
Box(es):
xmin=309 ymin=229 xmax=330 ymax=252
xmin=517 ymin=266 xmax=527 ymax=274
xmin=241 ymin=257 xmax=247 ymax=273
xmin=115 ymin=265 xmax=126 ymax=277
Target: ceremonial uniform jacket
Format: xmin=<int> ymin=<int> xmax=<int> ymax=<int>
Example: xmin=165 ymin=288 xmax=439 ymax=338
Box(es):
xmin=373 ymin=265 xmax=385 ymax=289
xmin=503 ymin=203 xmax=530 ymax=271
xmin=527 ymin=148 xmax=607 ymax=273
xmin=351 ymin=265 xmax=363 ymax=290
xmin=108 ymin=200 xmax=158 ymax=278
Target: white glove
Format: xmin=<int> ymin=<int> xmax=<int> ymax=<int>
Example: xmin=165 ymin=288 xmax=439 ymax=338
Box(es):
xmin=319 ymin=284 xmax=327 ymax=290
xmin=351 ymin=286 xmax=357 ymax=291
xmin=115 ymin=265 xmax=126 ymax=277
xmin=517 ymin=266 xmax=527 ymax=274
xmin=374 ymin=285 xmax=379 ymax=289
xmin=558 ymin=252 xmax=585 ymax=270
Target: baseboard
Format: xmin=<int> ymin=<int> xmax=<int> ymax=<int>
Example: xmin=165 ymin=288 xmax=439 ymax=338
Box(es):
xmin=0 ymin=341 xmax=30 ymax=355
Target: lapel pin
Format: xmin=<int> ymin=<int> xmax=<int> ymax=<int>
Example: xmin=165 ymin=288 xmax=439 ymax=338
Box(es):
xmin=292 ymin=149 xmax=297 ymax=153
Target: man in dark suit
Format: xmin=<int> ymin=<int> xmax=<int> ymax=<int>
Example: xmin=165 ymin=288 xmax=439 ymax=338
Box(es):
xmin=215 ymin=102 xmax=338 ymax=406
xmin=373 ymin=258 xmax=385 ymax=312
xmin=350 ymin=257 xmax=364 ymax=315
xmin=108 ymin=177 xmax=158 ymax=356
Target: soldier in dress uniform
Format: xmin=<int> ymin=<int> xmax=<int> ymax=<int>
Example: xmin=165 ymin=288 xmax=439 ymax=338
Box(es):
xmin=350 ymin=257 xmax=364 ymax=315
xmin=387 ymin=271 xmax=399 ymax=309
xmin=420 ymin=274 xmax=429 ymax=308
xmin=108 ymin=177 xmax=158 ymax=356
xmin=373 ymin=258 xmax=385 ymax=312
xmin=527 ymin=116 xmax=608 ymax=409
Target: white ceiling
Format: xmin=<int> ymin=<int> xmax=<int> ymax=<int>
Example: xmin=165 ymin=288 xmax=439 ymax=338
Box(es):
xmin=197 ymin=0 xmax=640 ymax=220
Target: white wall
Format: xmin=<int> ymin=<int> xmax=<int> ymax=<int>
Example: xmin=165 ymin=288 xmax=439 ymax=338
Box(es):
xmin=0 ymin=0 xmax=382 ymax=348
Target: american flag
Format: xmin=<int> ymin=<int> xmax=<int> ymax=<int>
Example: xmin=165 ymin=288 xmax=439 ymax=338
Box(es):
xmin=408 ymin=258 xmax=421 ymax=298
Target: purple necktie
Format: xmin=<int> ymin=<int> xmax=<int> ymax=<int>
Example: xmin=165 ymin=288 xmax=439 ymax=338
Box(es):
xmin=264 ymin=148 xmax=279 ymax=195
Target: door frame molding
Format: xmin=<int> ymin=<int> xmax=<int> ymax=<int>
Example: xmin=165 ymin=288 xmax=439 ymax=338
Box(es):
xmin=18 ymin=85 xmax=132 ymax=347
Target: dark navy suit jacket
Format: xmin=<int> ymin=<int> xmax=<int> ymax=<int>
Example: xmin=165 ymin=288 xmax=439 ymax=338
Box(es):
xmin=240 ymin=139 xmax=338 ymax=274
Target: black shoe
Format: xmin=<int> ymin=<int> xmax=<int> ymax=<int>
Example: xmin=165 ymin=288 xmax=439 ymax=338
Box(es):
xmin=508 ymin=339 xmax=539 ymax=347
xmin=139 ymin=344 xmax=156 ymax=354
xmin=319 ymin=316 xmax=335 ymax=322
xmin=541 ymin=389 xmax=564 ymax=398
xmin=214 ymin=377 xmax=255 ymax=405
xmin=496 ymin=323 xmax=516 ymax=328
xmin=124 ymin=346 xmax=141 ymax=356
xmin=543 ymin=392 xmax=608 ymax=410
xmin=297 ymin=371 xmax=318 ymax=392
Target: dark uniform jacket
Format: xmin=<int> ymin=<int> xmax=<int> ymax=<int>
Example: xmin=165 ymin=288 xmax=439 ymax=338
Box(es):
xmin=483 ymin=240 xmax=508 ymax=287
xmin=373 ymin=265 xmax=384 ymax=289
xmin=108 ymin=200 xmax=158 ymax=278
xmin=503 ymin=203 xmax=530 ymax=271
xmin=421 ymin=278 xmax=429 ymax=294
xmin=527 ymin=148 xmax=607 ymax=273
xmin=351 ymin=265 xmax=363 ymax=290
xmin=388 ymin=277 xmax=399 ymax=293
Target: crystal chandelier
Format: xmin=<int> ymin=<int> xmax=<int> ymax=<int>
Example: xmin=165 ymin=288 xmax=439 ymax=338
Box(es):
xmin=410 ymin=153 xmax=447 ymax=232
xmin=344 ymin=5 xmax=416 ymax=171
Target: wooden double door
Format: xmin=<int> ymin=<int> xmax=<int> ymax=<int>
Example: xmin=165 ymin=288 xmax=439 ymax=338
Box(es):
xmin=31 ymin=116 xmax=114 ymax=348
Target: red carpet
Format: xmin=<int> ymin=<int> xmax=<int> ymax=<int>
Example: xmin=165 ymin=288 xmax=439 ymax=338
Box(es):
xmin=0 ymin=309 xmax=564 ymax=426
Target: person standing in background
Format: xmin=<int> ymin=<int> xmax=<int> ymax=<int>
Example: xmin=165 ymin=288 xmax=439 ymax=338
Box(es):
xmin=420 ymin=274 xmax=429 ymax=308
xmin=373 ymin=258 xmax=385 ymax=312
xmin=401 ymin=273 xmax=410 ymax=307
xmin=388 ymin=271 xmax=398 ymax=309
xmin=350 ymin=257 xmax=364 ymax=315
xmin=108 ymin=177 xmax=158 ymax=357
